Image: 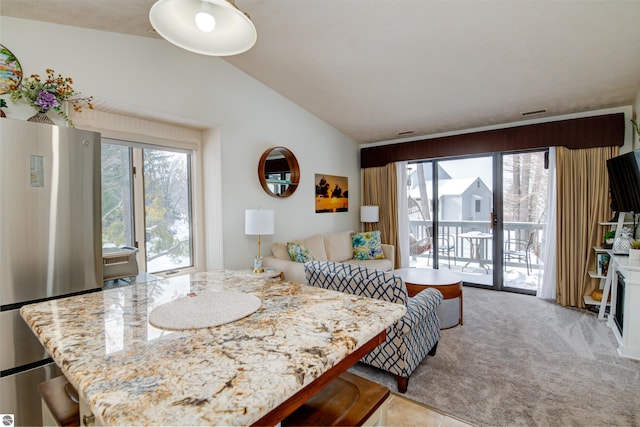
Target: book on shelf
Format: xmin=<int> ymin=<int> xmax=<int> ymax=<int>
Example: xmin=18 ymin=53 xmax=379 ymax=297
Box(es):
xmin=596 ymin=253 xmax=611 ymax=276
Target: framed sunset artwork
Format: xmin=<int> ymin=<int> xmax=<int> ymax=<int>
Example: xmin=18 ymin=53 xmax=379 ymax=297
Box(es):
xmin=315 ymin=174 xmax=348 ymax=213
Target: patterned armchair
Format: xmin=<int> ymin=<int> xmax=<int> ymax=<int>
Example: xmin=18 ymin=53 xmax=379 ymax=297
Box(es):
xmin=304 ymin=261 xmax=443 ymax=393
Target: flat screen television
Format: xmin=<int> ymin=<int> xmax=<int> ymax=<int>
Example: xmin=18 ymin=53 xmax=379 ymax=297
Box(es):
xmin=606 ymin=150 xmax=640 ymax=214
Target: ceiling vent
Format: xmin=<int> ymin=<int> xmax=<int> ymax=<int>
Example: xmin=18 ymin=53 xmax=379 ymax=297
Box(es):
xmin=521 ymin=109 xmax=547 ymax=117
xmin=398 ymin=130 xmax=414 ymax=136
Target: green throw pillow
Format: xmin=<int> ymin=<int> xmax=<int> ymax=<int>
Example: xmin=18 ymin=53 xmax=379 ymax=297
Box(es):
xmin=352 ymin=231 xmax=385 ymax=260
xmin=287 ymin=241 xmax=315 ymax=263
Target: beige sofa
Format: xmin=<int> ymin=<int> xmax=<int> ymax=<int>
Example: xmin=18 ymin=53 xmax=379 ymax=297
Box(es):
xmin=263 ymin=231 xmax=395 ymax=284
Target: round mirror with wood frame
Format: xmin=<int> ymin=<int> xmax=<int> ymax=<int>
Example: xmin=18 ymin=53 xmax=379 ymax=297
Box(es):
xmin=258 ymin=147 xmax=300 ymax=198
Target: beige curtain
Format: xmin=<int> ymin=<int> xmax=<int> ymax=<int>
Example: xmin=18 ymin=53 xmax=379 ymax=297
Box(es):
xmin=555 ymin=145 xmax=618 ymax=307
xmin=362 ymin=164 xmax=399 ymax=267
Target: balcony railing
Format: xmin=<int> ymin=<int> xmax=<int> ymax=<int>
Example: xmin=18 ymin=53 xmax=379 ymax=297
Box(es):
xmin=409 ymin=219 xmax=544 ymax=270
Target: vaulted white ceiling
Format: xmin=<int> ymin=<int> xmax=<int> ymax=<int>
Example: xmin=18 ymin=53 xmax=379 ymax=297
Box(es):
xmin=3 ymin=0 xmax=640 ymax=143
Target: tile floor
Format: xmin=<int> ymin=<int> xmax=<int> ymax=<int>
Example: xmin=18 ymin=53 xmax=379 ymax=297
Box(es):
xmin=386 ymin=394 xmax=476 ymax=427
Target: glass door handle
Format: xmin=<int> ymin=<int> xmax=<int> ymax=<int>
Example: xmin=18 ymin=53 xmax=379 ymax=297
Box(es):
xmin=490 ymin=211 xmax=498 ymax=228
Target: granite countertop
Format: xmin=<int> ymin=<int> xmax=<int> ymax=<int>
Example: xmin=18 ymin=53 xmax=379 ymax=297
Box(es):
xmin=21 ymin=270 xmax=406 ymax=426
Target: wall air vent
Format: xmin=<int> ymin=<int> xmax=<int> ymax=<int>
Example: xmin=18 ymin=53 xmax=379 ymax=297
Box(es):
xmin=521 ymin=109 xmax=547 ymax=117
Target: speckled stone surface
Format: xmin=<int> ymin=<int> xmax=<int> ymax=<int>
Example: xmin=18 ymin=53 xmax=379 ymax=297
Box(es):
xmin=20 ymin=270 xmax=405 ymax=426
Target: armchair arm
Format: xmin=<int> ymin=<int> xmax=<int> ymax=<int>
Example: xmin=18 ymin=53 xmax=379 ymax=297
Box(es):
xmin=410 ymin=287 xmax=443 ymax=310
xmin=395 ymin=288 xmax=443 ymax=334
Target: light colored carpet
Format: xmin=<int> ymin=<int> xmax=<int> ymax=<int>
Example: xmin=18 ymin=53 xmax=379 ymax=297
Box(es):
xmin=350 ymin=286 xmax=640 ymax=427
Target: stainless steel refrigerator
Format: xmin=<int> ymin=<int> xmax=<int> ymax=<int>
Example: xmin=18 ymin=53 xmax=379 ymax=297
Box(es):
xmin=0 ymin=119 xmax=102 ymax=426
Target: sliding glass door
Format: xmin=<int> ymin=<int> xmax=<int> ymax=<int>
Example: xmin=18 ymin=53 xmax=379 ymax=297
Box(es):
xmin=501 ymin=151 xmax=548 ymax=292
xmin=437 ymin=156 xmax=494 ymax=286
xmin=407 ymin=150 xmax=548 ymax=293
xmin=407 ymin=156 xmax=494 ymax=286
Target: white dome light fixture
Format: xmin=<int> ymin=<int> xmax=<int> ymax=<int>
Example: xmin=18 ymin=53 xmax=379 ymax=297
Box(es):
xmin=149 ymin=0 xmax=257 ymax=56
xmin=195 ymin=12 xmax=216 ymax=33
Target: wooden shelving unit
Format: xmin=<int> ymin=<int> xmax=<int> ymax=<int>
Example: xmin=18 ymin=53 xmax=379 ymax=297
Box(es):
xmin=583 ymin=294 xmax=610 ymax=306
xmin=583 ymin=215 xmax=631 ymax=314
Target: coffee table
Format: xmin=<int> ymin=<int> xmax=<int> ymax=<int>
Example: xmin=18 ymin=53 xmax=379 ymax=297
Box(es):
xmin=394 ymin=268 xmax=463 ymax=328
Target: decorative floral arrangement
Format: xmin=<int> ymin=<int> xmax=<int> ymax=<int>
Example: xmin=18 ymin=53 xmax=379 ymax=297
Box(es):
xmin=631 ymin=239 xmax=640 ymax=250
xmin=7 ymin=68 xmax=93 ymax=127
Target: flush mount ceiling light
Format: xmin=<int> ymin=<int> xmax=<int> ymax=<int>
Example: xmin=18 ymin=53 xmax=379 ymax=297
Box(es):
xmin=149 ymin=0 xmax=257 ymax=56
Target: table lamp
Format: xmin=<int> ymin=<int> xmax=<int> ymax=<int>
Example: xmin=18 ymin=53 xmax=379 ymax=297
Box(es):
xmin=245 ymin=209 xmax=275 ymax=273
xmin=360 ymin=205 xmax=379 ymax=231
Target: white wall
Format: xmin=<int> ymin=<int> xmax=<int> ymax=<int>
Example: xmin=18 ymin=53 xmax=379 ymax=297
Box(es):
xmin=0 ymin=17 xmax=361 ymax=271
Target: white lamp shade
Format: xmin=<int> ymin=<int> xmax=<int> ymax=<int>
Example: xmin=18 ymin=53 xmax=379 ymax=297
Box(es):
xmin=149 ymin=0 xmax=257 ymax=56
xmin=360 ymin=205 xmax=379 ymax=223
xmin=245 ymin=209 xmax=275 ymax=235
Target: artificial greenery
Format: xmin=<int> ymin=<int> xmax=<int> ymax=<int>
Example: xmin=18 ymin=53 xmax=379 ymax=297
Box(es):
xmin=7 ymin=68 xmax=93 ymax=127
xmin=632 ymin=118 xmax=640 ymax=138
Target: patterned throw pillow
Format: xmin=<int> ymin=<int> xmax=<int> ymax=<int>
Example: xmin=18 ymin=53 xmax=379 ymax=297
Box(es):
xmin=352 ymin=231 xmax=385 ymax=260
xmin=287 ymin=241 xmax=315 ymax=263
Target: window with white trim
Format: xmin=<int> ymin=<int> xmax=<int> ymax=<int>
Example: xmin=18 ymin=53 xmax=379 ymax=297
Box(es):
xmin=102 ymin=138 xmax=194 ymax=274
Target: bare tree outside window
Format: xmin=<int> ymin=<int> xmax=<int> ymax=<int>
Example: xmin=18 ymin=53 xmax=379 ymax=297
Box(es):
xmin=101 ymin=141 xmax=193 ymax=274
xmin=144 ymin=148 xmax=192 ymax=272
